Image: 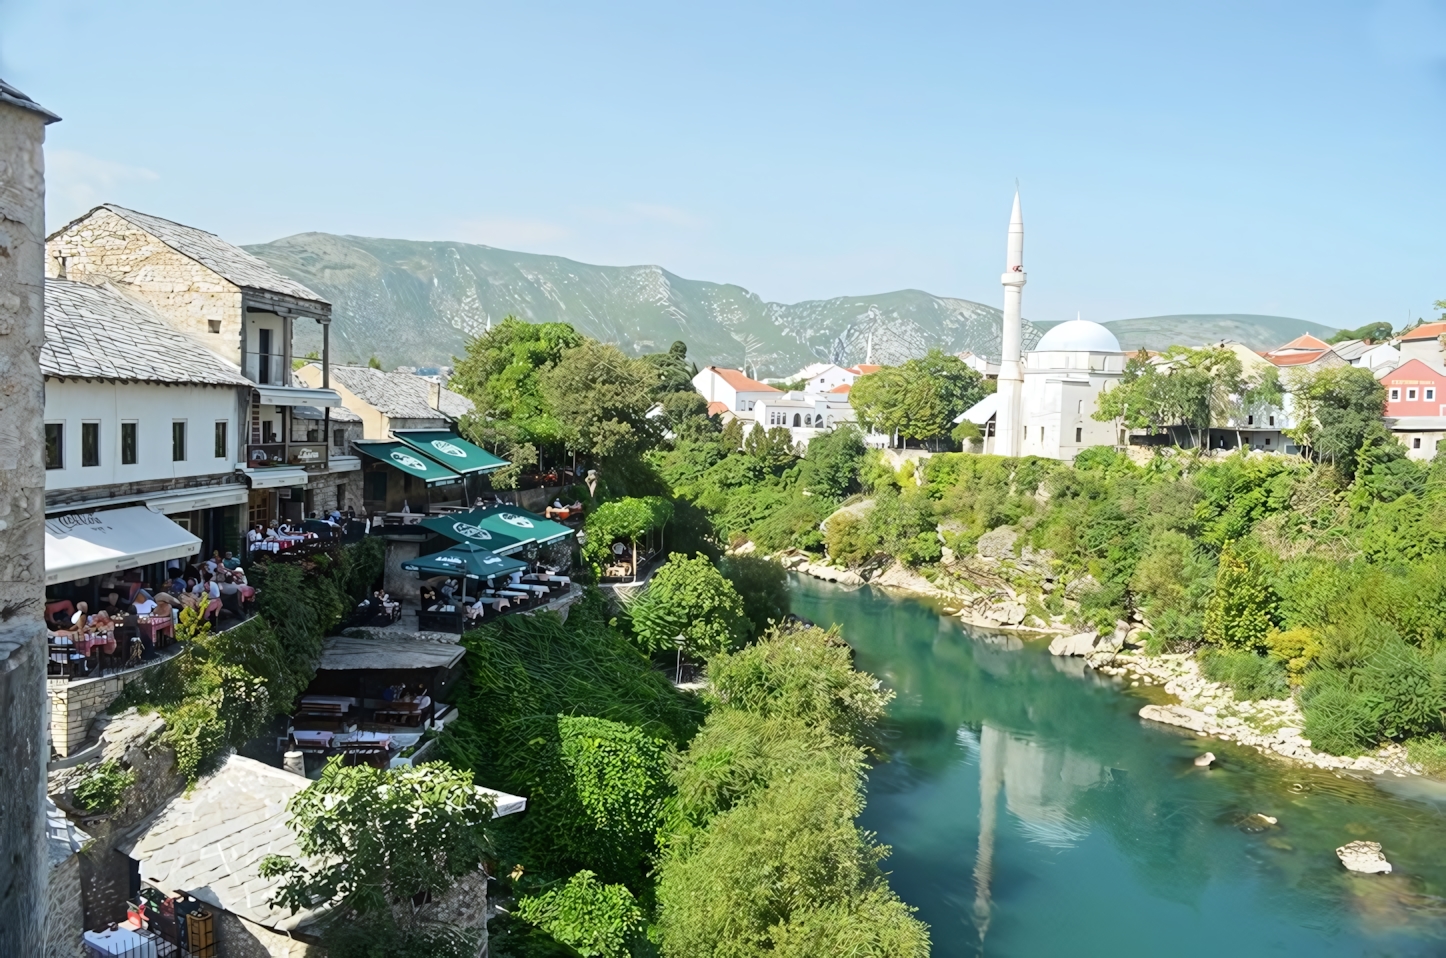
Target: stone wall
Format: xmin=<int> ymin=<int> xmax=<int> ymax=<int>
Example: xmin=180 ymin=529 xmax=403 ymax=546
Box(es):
xmin=45 ymin=208 xmax=245 ymax=363
xmin=309 ymin=470 xmax=364 ymax=517
xmin=48 ymin=655 xmax=172 ymax=757
xmin=213 ymin=911 xmax=323 ymax=958
xmin=46 ymin=851 xmax=83 ymax=958
xmin=0 ymin=91 xmax=57 ymax=956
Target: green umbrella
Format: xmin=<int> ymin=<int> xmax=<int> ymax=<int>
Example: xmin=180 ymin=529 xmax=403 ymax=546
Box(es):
xmin=418 ymin=512 xmax=531 ymax=553
xmin=401 ymin=542 xmax=528 ymax=582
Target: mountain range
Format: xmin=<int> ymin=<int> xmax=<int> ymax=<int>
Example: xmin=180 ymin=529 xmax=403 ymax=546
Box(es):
xmin=244 ymin=233 xmax=1337 ymax=376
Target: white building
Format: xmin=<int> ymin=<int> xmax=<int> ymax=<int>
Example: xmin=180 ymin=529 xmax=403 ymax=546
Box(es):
xmin=752 ymin=392 xmax=857 ymax=450
xmin=41 ymin=278 xmax=254 ymax=585
xmin=45 ymin=204 xmax=359 ymax=526
xmin=1331 ymin=338 xmax=1399 ymax=372
xmin=692 ymin=366 xmax=781 ymax=414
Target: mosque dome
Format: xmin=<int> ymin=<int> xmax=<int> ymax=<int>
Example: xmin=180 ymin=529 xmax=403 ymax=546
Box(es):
xmin=1033 ymin=319 xmax=1121 ymax=353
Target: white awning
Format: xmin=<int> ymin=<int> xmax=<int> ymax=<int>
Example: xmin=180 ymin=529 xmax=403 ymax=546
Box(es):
xmin=255 ymin=385 xmax=344 ymax=408
xmin=956 ymin=393 xmax=999 ymax=425
xmin=146 ymin=485 xmax=250 ymax=515
xmin=45 ymin=506 xmax=201 ymax=585
xmin=327 ymin=455 xmax=361 ymax=473
xmin=241 ymin=467 xmax=309 ymax=489
xmin=479 ymin=786 xmax=527 ymax=818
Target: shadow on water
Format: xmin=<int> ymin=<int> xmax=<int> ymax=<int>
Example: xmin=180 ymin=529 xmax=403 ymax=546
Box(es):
xmin=789 ymin=574 xmax=1446 ymax=958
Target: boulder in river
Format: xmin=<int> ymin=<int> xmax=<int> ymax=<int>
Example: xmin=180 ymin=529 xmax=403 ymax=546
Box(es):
xmin=1194 ymin=751 xmax=1216 ymax=768
xmin=1048 ymin=631 xmax=1101 ymax=656
xmin=1336 ymin=841 xmax=1392 ymax=874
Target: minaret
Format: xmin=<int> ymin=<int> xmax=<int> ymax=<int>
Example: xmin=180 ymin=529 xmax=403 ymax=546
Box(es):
xmin=994 ymin=192 xmax=1026 ymax=457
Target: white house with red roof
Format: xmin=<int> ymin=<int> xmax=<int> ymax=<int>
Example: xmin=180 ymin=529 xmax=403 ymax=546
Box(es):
xmin=1261 ymin=333 xmax=1345 ymax=372
xmin=692 ymin=366 xmax=780 ymax=414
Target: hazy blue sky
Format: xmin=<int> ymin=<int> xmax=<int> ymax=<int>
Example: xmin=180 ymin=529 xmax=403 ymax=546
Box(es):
xmin=4 ymin=1 xmax=1445 ymax=328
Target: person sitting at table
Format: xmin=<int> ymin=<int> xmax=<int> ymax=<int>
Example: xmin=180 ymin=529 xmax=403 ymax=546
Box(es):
xmin=200 ymin=573 xmax=221 ymax=601
xmin=222 ymin=550 xmax=241 ymax=570
xmin=168 ymin=572 xmax=188 ymax=595
xmin=218 ymin=573 xmax=241 ymax=615
xmin=68 ymin=601 xmax=90 ymax=636
xmin=439 ymin=579 xmax=455 ymax=603
xmin=133 ymin=590 xmax=157 ymax=616
xmin=419 ymin=583 xmax=438 ymax=606
xmin=101 ymin=591 xmax=127 ymax=617
xmin=247 ymin=524 xmax=264 ymax=551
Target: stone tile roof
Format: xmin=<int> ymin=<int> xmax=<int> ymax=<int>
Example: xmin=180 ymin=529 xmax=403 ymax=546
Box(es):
xmin=47 ymin=798 xmax=88 ymax=868
xmin=96 ymin=205 xmax=327 ymax=306
xmin=116 ymin=755 xmax=325 ymax=932
xmin=323 ymin=364 xmax=474 ymax=421
xmin=43 ymin=278 xmax=252 ymax=387
xmin=0 ymin=77 xmax=60 ymax=122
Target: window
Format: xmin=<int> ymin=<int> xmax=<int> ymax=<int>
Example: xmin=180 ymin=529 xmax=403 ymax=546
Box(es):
xmin=214 ymin=421 xmax=228 ymax=459
xmin=261 ymin=419 xmax=277 ymax=444
xmin=121 ymin=421 xmax=138 ymax=464
xmin=1428 ymin=388 xmax=1436 ymax=401
xmin=1390 ymin=388 xmax=1400 ymax=401
xmin=1247 ymin=415 xmax=1254 ymax=425
xmin=1413 ymin=437 xmax=1422 ymax=449
xmin=1408 ymin=388 xmax=1418 ymax=401
xmin=208 ymin=320 xmax=222 ymax=334
xmin=1268 ymin=415 xmax=1275 ymax=426
xmin=1039 ymin=426 xmax=1045 ymax=441
xmin=44 ymin=423 xmax=63 ymax=470
xmin=172 ymin=421 xmax=186 ymax=461
xmin=1265 ymin=437 xmax=1272 ymax=445
xmin=334 ymin=428 xmax=346 ymax=449
xmin=81 ymin=421 xmax=99 ymax=467
xmin=1075 ymin=427 xmax=1083 ymax=442
xmin=792 ymin=414 xmax=801 ymax=427
xmin=1077 ymin=400 xmax=1084 ymax=414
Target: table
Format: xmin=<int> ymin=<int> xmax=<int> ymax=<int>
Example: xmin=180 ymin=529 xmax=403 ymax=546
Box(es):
xmin=291 ymin=729 xmax=335 ymax=748
xmin=300 ymin=695 xmax=353 ymax=713
xmin=73 ymin=633 xmax=117 ymax=656
xmin=84 ymin=926 xmax=160 ymax=958
xmin=337 ymin=730 xmax=393 ymax=749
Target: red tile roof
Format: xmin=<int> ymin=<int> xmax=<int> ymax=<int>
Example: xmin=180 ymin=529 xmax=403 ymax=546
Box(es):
xmin=705 ymin=401 xmax=729 ymax=416
xmin=828 ymin=383 xmax=851 ymax=394
xmin=1267 ymin=350 xmax=1331 ymax=367
xmin=703 ymin=366 xmax=780 ymax=393
xmin=848 ymin=364 xmax=881 ymax=375
xmin=1401 ymin=322 xmax=1446 ymax=342
xmin=1270 ymin=333 xmax=1332 ymax=353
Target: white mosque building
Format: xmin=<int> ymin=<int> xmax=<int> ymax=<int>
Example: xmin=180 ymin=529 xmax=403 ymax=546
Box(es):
xmin=958 ymin=194 xmax=1127 ymax=462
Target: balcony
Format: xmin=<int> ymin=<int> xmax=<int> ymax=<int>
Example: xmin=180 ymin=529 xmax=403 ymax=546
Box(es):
xmin=247 ymin=442 xmax=329 ymax=470
xmin=244 ymin=351 xmax=288 ymax=386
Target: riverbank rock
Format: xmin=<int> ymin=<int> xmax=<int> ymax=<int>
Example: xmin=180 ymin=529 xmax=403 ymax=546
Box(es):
xmin=871 ymin=560 xmax=948 ymax=597
xmin=1139 ymin=703 xmax=1213 ymax=734
xmin=1064 ymin=574 xmax=1101 ymax=601
xmin=1336 ymin=841 xmax=1392 ymax=874
xmin=976 ymin=526 xmax=1019 ymax=559
xmin=793 ymin=560 xmax=865 ymax=586
xmin=1048 ymin=631 xmax=1106 ymax=656
xmin=1194 ymin=752 xmax=1216 ymax=768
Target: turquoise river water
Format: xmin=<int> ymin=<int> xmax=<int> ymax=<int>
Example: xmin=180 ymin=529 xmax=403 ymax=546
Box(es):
xmin=788 ymin=574 xmax=1446 ymax=957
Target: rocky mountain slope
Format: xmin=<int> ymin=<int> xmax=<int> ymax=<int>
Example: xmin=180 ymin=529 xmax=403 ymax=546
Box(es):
xmin=245 ymin=233 xmax=1333 ymax=374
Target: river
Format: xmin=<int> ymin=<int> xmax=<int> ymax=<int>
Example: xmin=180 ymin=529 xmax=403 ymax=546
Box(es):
xmin=788 ymin=574 xmax=1446 ymax=957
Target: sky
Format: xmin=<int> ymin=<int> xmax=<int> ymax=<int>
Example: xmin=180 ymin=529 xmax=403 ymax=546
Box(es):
xmin=4 ymin=0 xmax=1445 ymax=329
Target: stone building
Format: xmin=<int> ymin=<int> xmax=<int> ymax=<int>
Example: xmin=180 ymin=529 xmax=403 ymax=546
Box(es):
xmin=0 ymin=76 xmax=60 ymax=957
xmin=44 ymin=205 xmax=361 ymax=529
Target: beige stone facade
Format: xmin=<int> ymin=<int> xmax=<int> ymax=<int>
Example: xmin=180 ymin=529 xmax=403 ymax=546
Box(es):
xmin=46 ymin=208 xmax=246 ymax=362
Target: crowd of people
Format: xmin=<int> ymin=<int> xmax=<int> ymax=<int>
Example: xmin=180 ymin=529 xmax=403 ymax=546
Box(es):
xmin=45 ymin=550 xmax=257 ymax=678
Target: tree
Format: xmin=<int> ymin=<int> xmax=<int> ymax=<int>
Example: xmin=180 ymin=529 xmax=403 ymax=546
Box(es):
xmin=720 ymin=554 xmax=791 ymax=638
xmin=799 ymin=424 xmax=864 ymax=498
xmin=628 ymin=553 xmax=749 ymax=658
xmin=260 ymin=759 xmax=495 ymax=955
xmin=450 ymin=317 xmax=580 ymax=455
xmin=1093 ymin=346 xmax=1243 ymax=449
xmin=582 ymin=496 xmax=673 ymax=575
xmin=644 ymin=340 xmax=699 ymax=396
xmin=1202 ymin=541 xmax=1279 ymax=652
xmin=743 ymin=424 xmax=796 ymax=466
xmin=367 ymin=356 xmax=383 ymax=369
xmin=1284 ymin=365 xmax=1389 ymax=476
xmin=541 ymin=341 xmax=660 ymax=462
xmin=1327 ymin=321 xmax=1394 ymax=345
xmin=849 ymin=349 xmax=985 ymax=447
xmin=514 ymin=870 xmax=646 ymax=958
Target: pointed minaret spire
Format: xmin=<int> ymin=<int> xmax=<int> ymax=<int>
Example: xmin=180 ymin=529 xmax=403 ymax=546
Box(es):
xmin=994 ymin=191 xmax=1027 ymax=457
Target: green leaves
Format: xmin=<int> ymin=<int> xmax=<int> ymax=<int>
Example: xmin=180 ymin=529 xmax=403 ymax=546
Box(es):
xmin=1202 ymin=541 xmax=1280 ymax=652
xmin=71 ymin=759 xmax=134 ymax=812
xmin=848 ymin=348 xmax=986 ymax=444
xmin=628 ymin=553 xmax=748 ymax=658
xmin=515 ymin=871 xmax=646 ymax=958
xmin=261 ymin=758 xmax=495 ymax=923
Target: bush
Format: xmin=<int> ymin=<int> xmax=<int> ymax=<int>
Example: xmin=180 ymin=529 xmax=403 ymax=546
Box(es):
xmin=514 ymin=870 xmax=646 ymax=958
xmin=1202 ymin=541 xmax=1279 ymax=652
xmin=1199 ymin=650 xmax=1289 ymax=701
xmin=627 ymin=553 xmax=749 ymax=658
xmin=1300 ymin=672 xmax=1377 ymax=755
xmin=72 ymin=759 xmax=134 ymax=812
xmin=720 ymin=554 xmax=790 ymax=639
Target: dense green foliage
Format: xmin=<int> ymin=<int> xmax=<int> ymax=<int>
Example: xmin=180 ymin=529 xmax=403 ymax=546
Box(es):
xmin=627 ymin=553 xmax=749 ymax=658
xmin=515 ymin=871 xmax=647 ymax=958
xmin=655 ymin=626 xmax=930 ymax=957
xmin=261 ymin=758 xmax=492 ymax=956
xmin=582 ymin=496 xmax=674 ymax=573
xmin=112 ymin=539 xmax=385 ymax=780
xmin=71 ymin=759 xmax=134 ymax=812
xmin=848 ymin=349 xmax=987 ymax=446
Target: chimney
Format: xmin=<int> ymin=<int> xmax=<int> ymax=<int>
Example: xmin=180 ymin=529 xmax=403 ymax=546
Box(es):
xmin=428 ymin=379 xmax=441 ymax=411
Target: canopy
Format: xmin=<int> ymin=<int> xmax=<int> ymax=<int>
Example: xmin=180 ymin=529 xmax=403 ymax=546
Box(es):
xmin=955 ymin=393 xmax=998 ymax=426
xmin=401 ymin=542 xmax=529 ymax=581
xmin=355 ymin=441 xmax=464 ymax=484
xmin=469 ymin=505 xmax=574 ymax=546
xmin=418 ymin=512 xmax=532 ymax=554
xmin=317 ymin=634 xmax=466 ymax=671
xmin=45 ymin=506 xmax=200 ymax=586
xmin=394 ymin=430 xmax=508 ymax=475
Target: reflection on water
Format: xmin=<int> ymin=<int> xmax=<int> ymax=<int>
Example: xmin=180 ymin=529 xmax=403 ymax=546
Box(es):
xmin=789 ymin=574 xmax=1446 ymax=958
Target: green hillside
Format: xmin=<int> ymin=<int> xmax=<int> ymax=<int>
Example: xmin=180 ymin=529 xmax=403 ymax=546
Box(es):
xmin=245 ymin=233 xmax=1333 ymax=373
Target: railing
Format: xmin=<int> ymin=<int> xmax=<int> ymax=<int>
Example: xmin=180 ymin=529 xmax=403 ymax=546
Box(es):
xmin=243 ymin=351 xmax=288 ymax=386
xmin=246 ymin=443 xmax=329 ymax=469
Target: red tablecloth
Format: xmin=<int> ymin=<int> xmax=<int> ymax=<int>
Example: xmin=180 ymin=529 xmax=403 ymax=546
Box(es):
xmin=73 ymin=633 xmax=116 ymax=656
